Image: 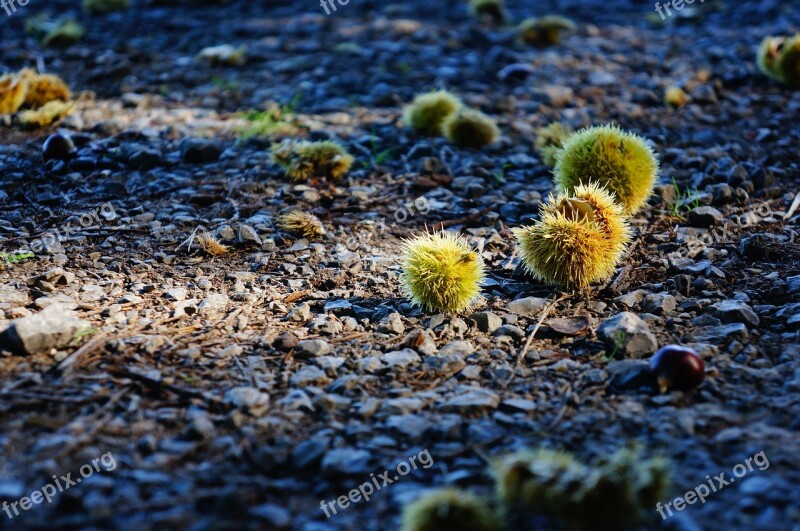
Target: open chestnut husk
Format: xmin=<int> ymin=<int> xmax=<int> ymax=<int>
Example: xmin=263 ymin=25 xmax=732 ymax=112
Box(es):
xmin=648 ymin=345 xmax=705 ymax=393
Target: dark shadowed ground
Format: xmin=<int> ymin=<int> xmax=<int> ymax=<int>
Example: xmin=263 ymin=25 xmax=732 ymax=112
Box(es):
xmin=0 ymin=0 xmax=799 ymax=529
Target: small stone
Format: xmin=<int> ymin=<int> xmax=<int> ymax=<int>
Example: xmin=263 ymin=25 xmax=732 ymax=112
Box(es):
xmin=225 ymin=387 xmax=270 ymax=417
xmin=472 ymin=311 xmax=502 ymax=333
xmin=165 ymin=287 xmax=187 ymax=301
xmin=493 ymin=324 xmax=525 ymax=342
xmin=238 ymin=224 xmax=262 ymax=246
xmin=286 ymin=303 xmax=312 ymax=322
xmin=441 ymin=388 xmax=500 ymax=413
xmin=272 ymin=332 xmax=297 ymax=351
xmin=688 ymin=206 xmax=723 ymax=228
xmin=250 ymin=503 xmax=291 ymax=528
xmin=615 ymin=289 xmax=647 ymax=308
xmin=643 ymin=292 xmax=677 ymax=315
xmin=0 ymin=304 xmax=91 ymax=355
xmin=787 ymin=275 xmax=800 ymax=294
xmin=290 ymin=366 xmax=331 ymax=387
xmin=437 ymin=340 xmax=474 ymax=357
xmin=710 ymin=300 xmax=760 ymax=327
xmin=378 ymin=312 xmax=405 ymax=334
xmin=295 ymin=339 xmax=332 ymax=357
xmin=693 ymin=323 xmax=749 ymax=342
xmin=424 ymin=354 xmax=466 ymax=375
xmin=180 ymin=138 xmax=222 ymax=163
xmin=508 ymin=296 xmax=548 ymax=317
xmin=596 ymin=312 xmax=658 ymax=358
xmin=380 ymin=348 xmax=420 ymax=369
xmin=198 ymin=293 xmax=229 ymax=315
xmin=321 ymin=448 xmax=371 ymax=475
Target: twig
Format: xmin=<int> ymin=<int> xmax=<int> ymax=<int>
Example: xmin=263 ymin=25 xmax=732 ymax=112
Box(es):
xmin=784 ymin=191 xmax=800 ymax=220
xmin=517 ymin=294 xmax=567 ymax=367
xmin=175 ymin=226 xmax=200 ymax=253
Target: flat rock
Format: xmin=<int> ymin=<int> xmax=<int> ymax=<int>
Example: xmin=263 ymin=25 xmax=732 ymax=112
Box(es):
xmin=472 ymin=311 xmax=502 ymax=333
xmin=380 ymin=348 xmax=420 ymax=368
xmin=295 ymin=339 xmax=332 ymax=357
xmin=441 ymin=388 xmax=500 ymax=413
xmin=0 ymin=304 xmax=91 ymax=355
xmin=710 ymin=299 xmax=760 ymax=327
xmin=688 ymin=206 xmax=723 ymax=228
xmin=507 ymin=296 xmax=548 ymax=317
xmin=596 ymin=312 xmax=658 ymax=358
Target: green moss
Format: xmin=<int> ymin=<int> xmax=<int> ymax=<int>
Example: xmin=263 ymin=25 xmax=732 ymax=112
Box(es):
xmin=554 ymin=124 xmax=659 ymax=214
xmin=443 ymin=108 xmax=499 ymax=149
xmin=403 ymin=90 xmax=462 ymax=136
xmin=270 ymin=140 xmax=354 ymax=182
xmin=518 ymin=15 xmax=576 ymax=46
xmin=400 ymin=488 xmax=501 ymax=531
xmin=535 ymin=122 xmax=572 ymax=167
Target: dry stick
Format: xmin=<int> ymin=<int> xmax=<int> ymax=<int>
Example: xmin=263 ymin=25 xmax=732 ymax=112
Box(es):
xmin=175 ymin=226 xmax=200 ymax=253
xmin=501 ymin=293 xmax=568 ymax=391
xmin=785 ymin=191 xmax=800 ymax=220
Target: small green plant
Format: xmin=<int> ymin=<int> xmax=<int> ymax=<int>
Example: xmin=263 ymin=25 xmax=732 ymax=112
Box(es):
xmin=211 ymin=76 xmax=239 ymax=91
xmin=603 ymin=330 xmax=626 ymax=362
xmin=400 ymin=488 xmax=501 ymax=531
xmin=270 ymin=139 xmax=354 ymax=182
xmin=402 ymin=230 xmax=485 ymax=314
xmin=237 ymin=92 xmax=303 ymax=139
xmin=513 ymin=182 xmax=632 ymax=289
xmin=0 ymin=251 xmax=34 ymax=267
xmin=442 ymin=108 xmax=500 ymax=149
xmin=668 ymin=177 xmax=701 ymax=219
xmin=535 ymin=122 xmax=573 ymax=167
xmin=71 ymin=327 xmax=98 ymax=346
xmin=554 ymin=124 xmax=659 ymax=214
xmin=403 ymin=90 xmax=463 ymax=136
xmin=518 ymin=16 xmax=576 ymax=47
xmin=491 ymin=162 xmax=513 ymax=184
xmin=758 ymin=35 xmax=800 ymax=88
xmin=362 ymin=130 xmax=396 ymax=168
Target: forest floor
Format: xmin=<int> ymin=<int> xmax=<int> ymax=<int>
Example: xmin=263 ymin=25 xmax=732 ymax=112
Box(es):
xmin=0 ymin=0 xmax=799 ymax=529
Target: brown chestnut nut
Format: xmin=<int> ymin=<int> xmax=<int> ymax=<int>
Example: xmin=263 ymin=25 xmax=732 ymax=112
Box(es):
xmin=43 ymin=133 xmax=75 ymax=161
xmin=649 ymin=345 xmax=705 ymax=393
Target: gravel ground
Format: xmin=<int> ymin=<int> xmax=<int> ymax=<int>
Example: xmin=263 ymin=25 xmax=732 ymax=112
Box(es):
xmin=1 ymin=0 xmax=799 ymax=529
